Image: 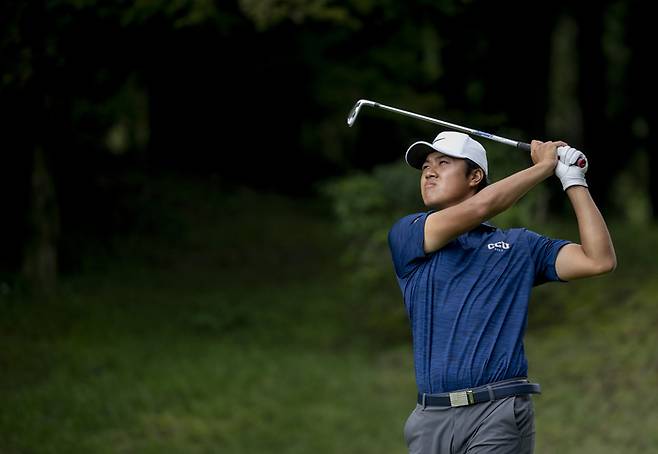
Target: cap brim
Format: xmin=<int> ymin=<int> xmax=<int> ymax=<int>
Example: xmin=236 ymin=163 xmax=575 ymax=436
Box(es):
xmin=405 ymin=141 xmax=436 ymax=169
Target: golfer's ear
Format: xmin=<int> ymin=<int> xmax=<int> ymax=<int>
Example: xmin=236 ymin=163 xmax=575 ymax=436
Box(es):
xmin=470 ymin=168 xmax=484 ymax=187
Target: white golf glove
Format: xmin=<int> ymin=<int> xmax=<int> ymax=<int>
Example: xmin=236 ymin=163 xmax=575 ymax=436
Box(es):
xmin=555 ymin=146 xmax=588 ymax=190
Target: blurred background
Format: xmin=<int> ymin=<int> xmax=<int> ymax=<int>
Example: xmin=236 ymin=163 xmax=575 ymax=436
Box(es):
xmin=2 ymin=1 xmax=657 ymax=452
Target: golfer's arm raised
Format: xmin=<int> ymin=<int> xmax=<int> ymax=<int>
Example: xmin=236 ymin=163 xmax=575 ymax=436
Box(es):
xmin=554 ymin=187 xmax=616 ymax=280
xmin=424 ymin=140 xmax=562 ymax=254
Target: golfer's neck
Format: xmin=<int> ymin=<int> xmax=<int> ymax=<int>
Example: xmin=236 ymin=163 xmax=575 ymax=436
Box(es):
xmin=432 ymin=192 xmax=476 ymax=211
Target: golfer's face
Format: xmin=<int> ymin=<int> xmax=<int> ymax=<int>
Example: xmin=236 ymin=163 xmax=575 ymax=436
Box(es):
xmin=420 ymin=152 xmax=471 ymax=209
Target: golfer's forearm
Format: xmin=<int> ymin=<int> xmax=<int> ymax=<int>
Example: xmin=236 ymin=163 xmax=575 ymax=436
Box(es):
xmin=567 ymin=186 xmax=617 ymax=269
xmin=476 ymin=162 xmax=553 ymax=218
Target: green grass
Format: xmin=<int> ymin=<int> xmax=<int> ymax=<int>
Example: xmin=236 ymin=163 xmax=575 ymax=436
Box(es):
xmin=528 ymin=279 xmax=658 ymax=452
xmin=2 ymin=278 xmax=417 ymax=454
xmin=2 ymin=177 xmax=658 ymax=453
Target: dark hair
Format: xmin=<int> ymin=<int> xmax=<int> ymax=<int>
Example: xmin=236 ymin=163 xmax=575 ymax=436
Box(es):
xmin=464 ymin=158 xmax=489 ymax=193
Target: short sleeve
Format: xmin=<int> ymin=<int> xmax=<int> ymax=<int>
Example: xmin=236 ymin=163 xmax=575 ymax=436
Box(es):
xmin=523 ymin=228 xmax=571 ymax=285
xmin=388 ymin=212 xmax=431 ymax=279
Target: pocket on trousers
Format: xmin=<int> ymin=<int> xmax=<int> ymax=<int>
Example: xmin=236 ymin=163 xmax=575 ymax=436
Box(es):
xmin=512 ymin=395 xmax=535 ymax=436
xmin=403 ymin=405 xmax=419 ymax=447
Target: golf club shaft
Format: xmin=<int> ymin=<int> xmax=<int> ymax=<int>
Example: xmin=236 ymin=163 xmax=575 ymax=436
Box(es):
xmin=348 ymin=99 xmax=531 ymax=151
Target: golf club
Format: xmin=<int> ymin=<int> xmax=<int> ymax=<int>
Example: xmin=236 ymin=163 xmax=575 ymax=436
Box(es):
xmin=346 ymin=99 xmax=587 ymax=167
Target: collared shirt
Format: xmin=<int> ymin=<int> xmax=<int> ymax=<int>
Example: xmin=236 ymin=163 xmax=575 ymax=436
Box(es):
xmin=388 ymin=211 xmax=570 ymax=394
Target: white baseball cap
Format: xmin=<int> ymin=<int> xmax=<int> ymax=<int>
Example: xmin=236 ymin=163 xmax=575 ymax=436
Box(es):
xmin=405 ymin=131 xmax=488 ymax=176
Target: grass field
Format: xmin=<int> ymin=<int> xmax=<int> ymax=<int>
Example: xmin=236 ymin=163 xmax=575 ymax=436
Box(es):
xmin=2 ymin=177 xmax=658 ymax=453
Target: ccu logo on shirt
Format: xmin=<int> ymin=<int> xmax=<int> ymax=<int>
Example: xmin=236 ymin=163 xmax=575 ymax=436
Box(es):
xmin=487 ymin=241 xmax=511 ymax=252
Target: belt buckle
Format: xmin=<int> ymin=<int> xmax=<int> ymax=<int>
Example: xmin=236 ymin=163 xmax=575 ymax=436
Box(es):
xmin=449 ymin=390 xmax=475 ymax=407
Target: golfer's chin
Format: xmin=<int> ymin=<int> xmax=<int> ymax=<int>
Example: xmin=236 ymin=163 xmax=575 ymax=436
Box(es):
xmin=422 ymin=189 xmax=461 ymax=210
xmin=422 ymin=192 xmax=446 ymax=209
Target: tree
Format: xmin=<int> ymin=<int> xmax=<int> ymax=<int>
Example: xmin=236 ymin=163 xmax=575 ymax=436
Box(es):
xmin=627 ymin=0 xmax=658 ymax=218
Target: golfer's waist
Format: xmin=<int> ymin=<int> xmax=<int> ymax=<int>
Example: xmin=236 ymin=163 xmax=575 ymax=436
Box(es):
xmin=418 ymin=377 xmax=540 ymax=407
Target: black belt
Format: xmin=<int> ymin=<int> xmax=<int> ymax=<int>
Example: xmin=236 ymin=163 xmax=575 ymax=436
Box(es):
xmin=417 ymin=381 xmax=541 ymax=408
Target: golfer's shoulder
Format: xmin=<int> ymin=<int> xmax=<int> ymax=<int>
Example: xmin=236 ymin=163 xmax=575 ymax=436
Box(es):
xmin=515 ymin=227 xmax=551 ymax=241
xmin=490 ymin=226 xmax=545 ymax=245
xmin=392 ymin=211 xmax=430 ymax=228
xmin=389 ymin=211 xmax=429 ymax=241
xmin=506 ymin=227 xmax=567 ymax=252
xmin=496 ymin=225 xmax=541 ymax=236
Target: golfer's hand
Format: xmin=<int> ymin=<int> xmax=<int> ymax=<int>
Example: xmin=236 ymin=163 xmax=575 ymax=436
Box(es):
xmin=555 ymin=146 xmax=588 ymax=190
xmin=530 ymin=140 xmax=565 ymax=174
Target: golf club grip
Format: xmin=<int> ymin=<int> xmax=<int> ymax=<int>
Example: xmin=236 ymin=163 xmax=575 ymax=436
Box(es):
xmin=517 ymin=142 xmax=531 ymax=152
xmin=521 ymin=142 xmax=586 ymax=167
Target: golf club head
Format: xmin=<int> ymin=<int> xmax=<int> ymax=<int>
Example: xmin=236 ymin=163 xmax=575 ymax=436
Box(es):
xmin=346 ymin=99 xmax=375 ymax=127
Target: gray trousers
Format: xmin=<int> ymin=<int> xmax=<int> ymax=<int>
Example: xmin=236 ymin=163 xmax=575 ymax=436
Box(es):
xmin=404 ymin=394 xmax=535 ymax=454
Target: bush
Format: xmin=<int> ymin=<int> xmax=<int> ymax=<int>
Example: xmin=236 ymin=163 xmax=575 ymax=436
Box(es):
xmin=320 ymin=161 xmax=423 ymax=344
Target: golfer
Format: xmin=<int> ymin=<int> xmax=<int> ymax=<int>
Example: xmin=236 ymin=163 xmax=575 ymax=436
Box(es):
xmin=388 ymin=131 xmax=616 ymax=454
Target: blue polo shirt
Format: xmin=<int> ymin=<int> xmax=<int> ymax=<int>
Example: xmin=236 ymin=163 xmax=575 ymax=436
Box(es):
xmin=388 ymin=211 xmax=570 ymax=394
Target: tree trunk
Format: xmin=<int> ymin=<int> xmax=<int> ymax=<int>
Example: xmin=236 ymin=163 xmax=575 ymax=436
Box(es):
xmin=22 ymin=146 xmax=59 ymax=294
